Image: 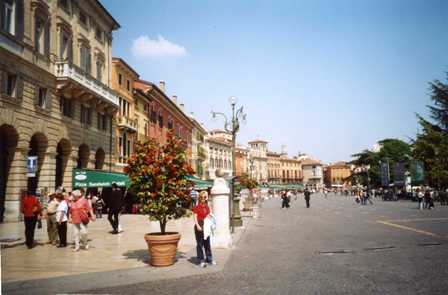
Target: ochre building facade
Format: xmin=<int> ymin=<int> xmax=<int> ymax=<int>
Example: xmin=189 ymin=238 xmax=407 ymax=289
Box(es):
xmin=0 ymin=0 xmax=120 ymax=222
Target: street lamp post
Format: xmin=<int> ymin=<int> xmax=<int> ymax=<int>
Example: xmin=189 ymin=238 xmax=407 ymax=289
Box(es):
xmin=211 ymin=97 xmax=246 ymax=229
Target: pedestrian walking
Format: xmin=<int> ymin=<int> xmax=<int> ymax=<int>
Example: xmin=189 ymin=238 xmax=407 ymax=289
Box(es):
xmin=21 ymin=190 xmax=43 ymax=249
xmin=424 ymin=189 xmax=431 ymax=209
xmin=365 ymin=190 xmax=373 ymax=205
xmin=22 ymin=190 xmax=43 ymax=248
xmin=95 ymin=197 xmax=104 ymax=218
xmin=440 ymin=189 xmax=448 ymax=206
xmin=428 ymin=189 xmax=435 ymax=210
xmin=304 ymin=188 xmax=311 ymax=208
xmin=417 ymin=188 xmax=424 ymax=210
xmin=192 ymin=191 xmax=216 ymax=268
xmin=69 ymin=190 xmax=95 ymax=251
xmin=55 ymin=193 xmax=68 ymax=248
xmin=281 ymin=191 xmax=290 ymax=208
xmin=106 ymin=183 xmax=124 ymax=234
xmin=45 ymin=193 xmax=60 ymax=245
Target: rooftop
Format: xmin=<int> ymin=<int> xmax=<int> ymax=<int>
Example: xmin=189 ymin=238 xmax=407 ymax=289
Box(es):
xmin=301 ymin=159 xmax=323 ymax=166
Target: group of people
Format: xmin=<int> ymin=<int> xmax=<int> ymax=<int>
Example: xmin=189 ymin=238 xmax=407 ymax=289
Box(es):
xmin=354 ymin=190 xmax=374 ymax=205
xmin=21 ymin=183 xmax=125 ymax=251
xmin=21 ymin=188 xmax=94 ymax=251
xmin=416 ymin=188 xmax=436 ymax=210
xmin=279 ymin=189 xmax=312 ymax=209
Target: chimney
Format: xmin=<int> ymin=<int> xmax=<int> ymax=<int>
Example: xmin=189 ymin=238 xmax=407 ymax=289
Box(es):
xmin=179 ymin=103 xmax=185 ymax=111
xmin=159 ymin=81 xmax=165 ymax=93
xmin=172 ymin=95 xmax=177 ymax=104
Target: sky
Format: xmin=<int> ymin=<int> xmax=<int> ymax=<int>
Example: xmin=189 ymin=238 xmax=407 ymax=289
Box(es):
xmin=104 ymin=0 xmax=448 ymax=163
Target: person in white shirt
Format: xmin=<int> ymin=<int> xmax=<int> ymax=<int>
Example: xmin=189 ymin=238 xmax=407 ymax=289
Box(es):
xmin=55 ymin=193 xmax=68 ymax=247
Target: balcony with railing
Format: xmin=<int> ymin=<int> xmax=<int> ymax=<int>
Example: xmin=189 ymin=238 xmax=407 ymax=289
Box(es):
xmin=117 ymin=115 xmax=138 ymax=132
xmin=55 ymin=62 xmax=119 ymax=107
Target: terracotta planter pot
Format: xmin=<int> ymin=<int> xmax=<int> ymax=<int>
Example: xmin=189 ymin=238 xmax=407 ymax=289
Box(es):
xmin=144 ymin=232 xmax=181 ymax=267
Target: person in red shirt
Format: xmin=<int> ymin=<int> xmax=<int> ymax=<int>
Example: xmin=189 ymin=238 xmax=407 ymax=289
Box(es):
xmin=69 ymin=190 xmax=95 ymax=251
xmin=21 ymin=190 xmax=42 ymax=249
xmin=192 ymin=191 xmax=215 ymax=267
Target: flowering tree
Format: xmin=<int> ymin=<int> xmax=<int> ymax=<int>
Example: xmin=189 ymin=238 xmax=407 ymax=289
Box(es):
xmin=238 ymin=173 xmax=259 ymax=190
xmin=125 ymin=131 xmax=194 ymax=234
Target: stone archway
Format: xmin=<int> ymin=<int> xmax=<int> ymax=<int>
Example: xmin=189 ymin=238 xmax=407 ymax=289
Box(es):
xmin=55 ymin=139 xmax=71 ymax=189
xmin=95 ymin=148 xmax=105 ymax=170
xmin=0 ymin=124 xmax=19 ymax=222
xmin=77 ymin=144 xmax=90 ymax=168
xmin=27 ymin=132 xmax=48 ymax=195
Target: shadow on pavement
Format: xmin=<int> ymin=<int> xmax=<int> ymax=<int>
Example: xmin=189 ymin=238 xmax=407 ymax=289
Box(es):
xmin=122 ymin=249 xmax=189 ymax=265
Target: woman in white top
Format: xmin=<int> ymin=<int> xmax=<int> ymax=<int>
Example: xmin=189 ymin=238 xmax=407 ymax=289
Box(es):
xmin=55 ymin=193 xmax=68 ymax=247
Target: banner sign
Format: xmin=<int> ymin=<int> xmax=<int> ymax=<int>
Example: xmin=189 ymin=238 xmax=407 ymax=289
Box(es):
xmin=27 ymin=156 xmax=38 ymax=177
xmin=72 ymin=169 xmax=130 ymax=188
xmin=410 ymin=160 xmax=425 ymax=184
xmin=393 ymin=162 xmax=406 ymax=186
xmin=380 ymin=161 xmax=390 ymax=187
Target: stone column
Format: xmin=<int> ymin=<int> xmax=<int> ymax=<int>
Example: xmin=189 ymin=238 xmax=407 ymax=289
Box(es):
xmin=210 ymin=171 xmax=232 ymax=249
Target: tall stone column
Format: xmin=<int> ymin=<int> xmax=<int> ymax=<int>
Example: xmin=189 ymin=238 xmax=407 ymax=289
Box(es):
xmin=210 ymin=170 xmax=232 ymax=249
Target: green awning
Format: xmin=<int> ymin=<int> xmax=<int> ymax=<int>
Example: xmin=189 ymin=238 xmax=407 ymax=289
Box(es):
xmin=72 ymin=168 xmax=130 ymax=188
xmin=187 ymin=176 xmax=213 ymax=190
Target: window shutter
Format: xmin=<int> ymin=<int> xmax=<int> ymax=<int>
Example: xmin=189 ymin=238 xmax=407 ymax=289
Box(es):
xmin=68 ymin=38 xmax=73 ymax=63
xmin=0 ymin=71 xmax=5 ymax=95
xmin=34 ymin=84 xmax=39 ymax=104
xmin=87 ymin=52 xmax=91 ymax=75
xmin=16 ymin=76 xmax=24 ymax=100
xmin=44 ymin=23 xmax=50 ymax=56
xmin=45 ymin=88 xmax=51 ymax=110
xmin=15 ymin=0 xmax=24 ymax=39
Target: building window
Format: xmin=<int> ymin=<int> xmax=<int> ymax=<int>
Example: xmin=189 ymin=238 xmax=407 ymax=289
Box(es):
xmin=59 ymin=31 xmax=71 ymax=62
xmin=80 ymin=105 xmax=92 ymax=126
xmin=37 ymin=87 xmax=47 ymax=108
xmin=79 ymin=11 xmax=88 ymax=28
xmin=1 ymin=0 xmax=15 ymax=34
xmin=144 ymin=121 xmax=148 ymax=137
xmin=5 ymin=73 xmax=17 ymax=97
xmin=95 ymin=26 xmax=102 ymax=42
xmin=118 ymin=73 xmax=122 ymax=85
xmin=119 ymin=97 xmax=129 ymax=117
xmin=150 ymin=107 xmax=157 ymax=123
xmin=58 ymin=0 xmax=69 ymax=11
xmin=168 ymin=119 xmax=173 ymax=130
xmin=96 ymin=59 xmax=103 ymax=81
xmin=35 ymin=14 xmax=49 ymax=56
xmin=97 ymin=112 xmax=107 ymax=131
xmin=59 ymin=95 xmax=72 ymax=117
xmin=80 ymin=44 xmax=91 ymax=74
xmin=158 ymin=112 xmax=164 ymax=128
xmin=126 ymin=80 xmax=130 ymax=91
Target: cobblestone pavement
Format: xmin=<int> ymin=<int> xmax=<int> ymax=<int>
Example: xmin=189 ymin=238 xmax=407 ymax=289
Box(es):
xmin=89 ymin=194 xmax=448 ymax=295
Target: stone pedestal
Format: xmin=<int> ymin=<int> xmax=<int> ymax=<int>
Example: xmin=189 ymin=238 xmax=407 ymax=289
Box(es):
xmin=210 ymin=176 xmax=233 ymax=248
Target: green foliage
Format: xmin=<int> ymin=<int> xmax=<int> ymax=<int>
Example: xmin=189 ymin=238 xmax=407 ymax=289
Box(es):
xmin=351 ymin=139 xmax=412 ymax=187
xmin=413 ymin=73 xmax=448 ymax=188
xmin=124 ymin=131 xmax=195 ymax=234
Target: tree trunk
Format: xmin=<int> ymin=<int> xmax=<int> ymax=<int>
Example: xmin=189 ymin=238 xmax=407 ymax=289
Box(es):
xmin=160 ymin=218 xmax=167 ymax=234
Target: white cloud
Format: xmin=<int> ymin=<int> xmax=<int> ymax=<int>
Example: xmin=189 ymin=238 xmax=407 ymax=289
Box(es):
xmin=131 ymin=35 xmax=187 ymax=58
